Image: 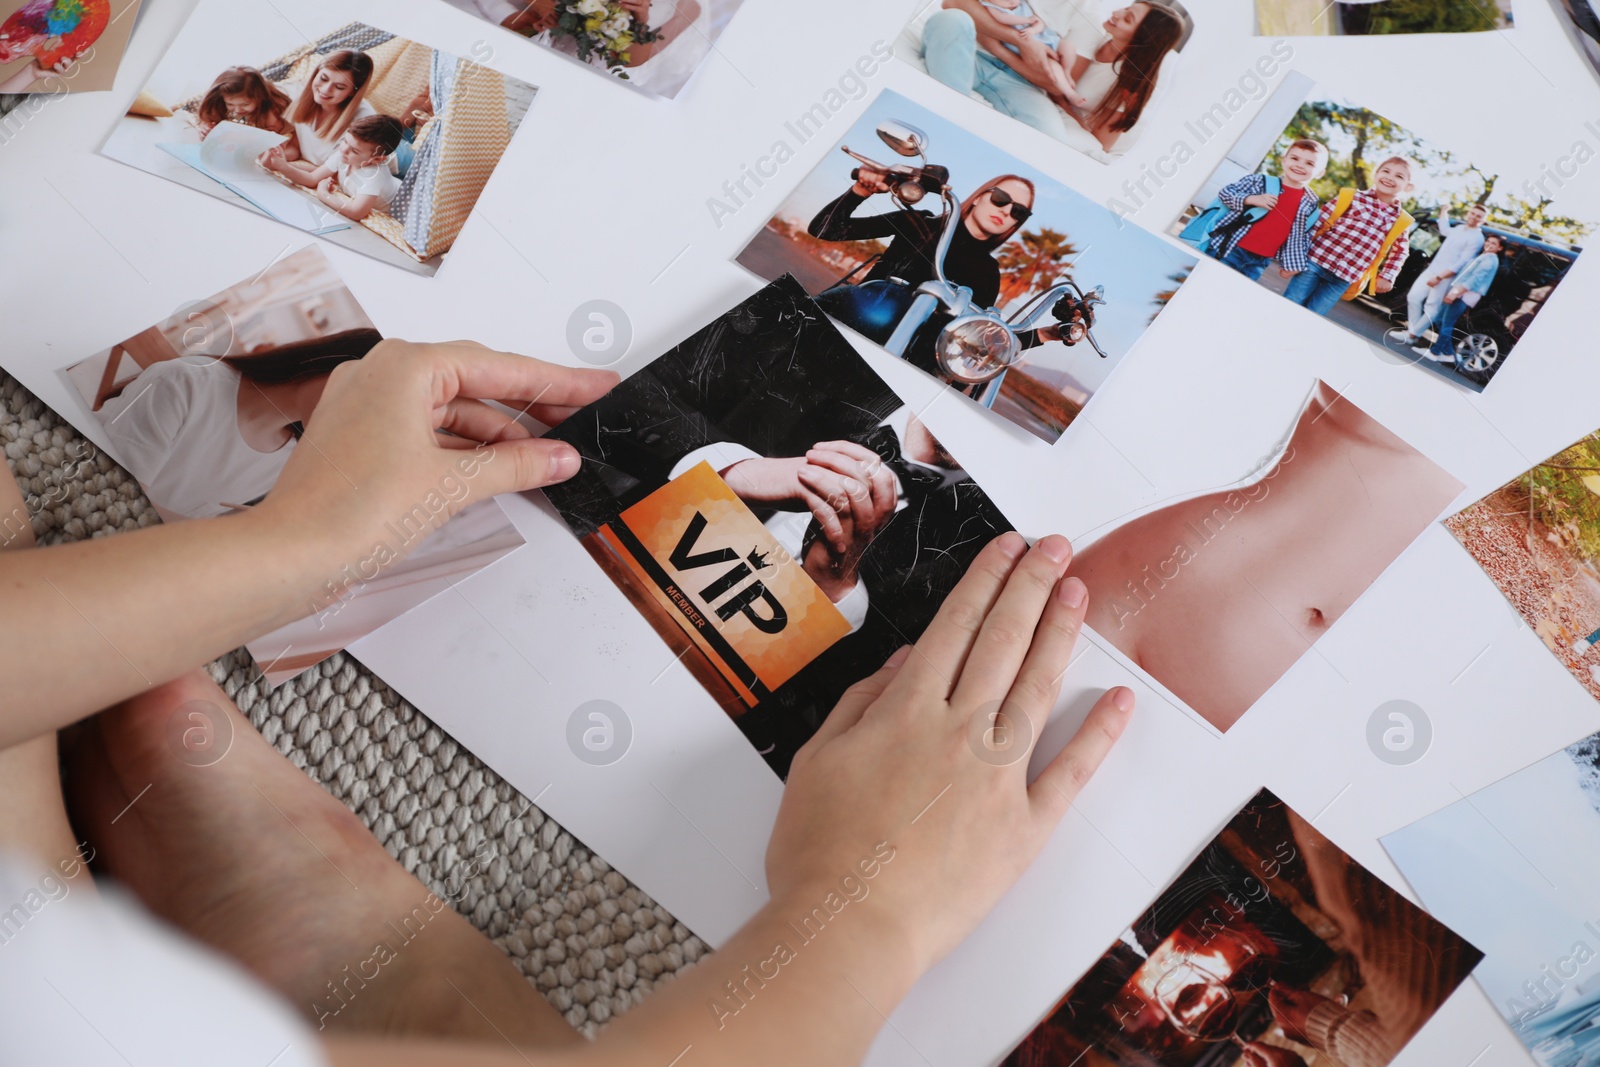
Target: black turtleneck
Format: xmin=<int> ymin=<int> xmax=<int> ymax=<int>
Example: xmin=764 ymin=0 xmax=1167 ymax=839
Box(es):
xmin=808 ymin=189 xmax=1004 ymax=309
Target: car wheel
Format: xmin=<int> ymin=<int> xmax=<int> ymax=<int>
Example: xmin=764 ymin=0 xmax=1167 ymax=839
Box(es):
xmin=1455 ymin=333 xmax=1499 ymax=372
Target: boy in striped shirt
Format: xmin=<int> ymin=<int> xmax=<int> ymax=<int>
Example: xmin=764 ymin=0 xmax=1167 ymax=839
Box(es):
xmin=1284 ymin=156 xmax=1415 ymax=316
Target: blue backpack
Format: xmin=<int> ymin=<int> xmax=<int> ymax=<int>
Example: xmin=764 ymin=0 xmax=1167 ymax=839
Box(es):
xmin=1179 ymin=174 xmax=1282 ymax=248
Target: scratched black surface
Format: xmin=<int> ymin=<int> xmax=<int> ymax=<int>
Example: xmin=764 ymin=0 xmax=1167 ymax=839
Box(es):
xmin=544 ymin=275 xmax=1016 ymax=778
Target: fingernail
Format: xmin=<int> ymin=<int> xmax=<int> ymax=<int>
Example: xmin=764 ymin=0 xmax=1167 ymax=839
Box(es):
xmin=886 ymin=646 xmax=911 ymax=668
xmin=1113 ymin=687 xmax=1134 ymax=712
xmin=1059 ymin=576 xmax=1086 ymax=608
xmin=999 ymin=532 xmax=1027 ymax=558
xmin=551 ymin=444 xmax=580 ymax=480
xmin=1038 ymin=534 xmax=1071 ymax=563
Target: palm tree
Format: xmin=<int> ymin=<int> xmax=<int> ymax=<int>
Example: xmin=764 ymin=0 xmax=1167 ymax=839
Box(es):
xmin=996 ymin=227 xmax=1077 ymax=309
xmin=1149 ymin=265 xmax=1191 ymax=324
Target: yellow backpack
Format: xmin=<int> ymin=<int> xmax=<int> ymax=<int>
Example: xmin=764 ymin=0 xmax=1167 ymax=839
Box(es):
xmin=1315 ymin=187 xmax=1414 ymax=300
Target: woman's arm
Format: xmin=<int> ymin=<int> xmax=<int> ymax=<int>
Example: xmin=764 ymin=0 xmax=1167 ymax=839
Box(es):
xmin=0 ymin=342 xmax=617 ymax=748
xmin=325 ymin=532 xmax=1134 ymax=1067
xmin=941 ymin=0 xmax=1058 ymax=90
xmin=806 ymin=180 xmax=909 ymax=242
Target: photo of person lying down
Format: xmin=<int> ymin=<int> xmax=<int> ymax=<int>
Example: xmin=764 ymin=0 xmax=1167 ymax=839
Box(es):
xmin=1067 ymin=381 xmax=1461 ymax=732
xmin=63 ymin=247 xmax=526 ymax=686
xmin=1006 ymin=788 xmax=1481 ymax=1066
xmin=542 ymin=275 xmax=1016 ymax=778
xmin=894 ymin=0 xmax=1193 ymax=163
xmin=101 ymin=0 xmax=536 ymax=276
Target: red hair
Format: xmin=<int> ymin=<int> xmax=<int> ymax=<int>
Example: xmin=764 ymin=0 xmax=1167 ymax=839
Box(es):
xmin=960 ymin=175 xmax=1036 ymax=245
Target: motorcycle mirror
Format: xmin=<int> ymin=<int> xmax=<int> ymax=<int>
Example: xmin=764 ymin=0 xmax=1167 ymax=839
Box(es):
xmin=877 ymin=120 xmax=928 ymax=158
xmin=1089 ymin=285 xmax=1106 ymax=302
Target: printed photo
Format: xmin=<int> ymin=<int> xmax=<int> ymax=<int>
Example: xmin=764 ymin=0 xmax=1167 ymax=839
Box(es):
xmin=1385 ymin=730 xmax=1600 ymax=1067
xmin=0 ymin=0 xmax=142 ymax=93
xmin=1256 ymin=0 xmax=1509 ymax=36
xmin=1174 ymin=73 xmax=1591 ymax=392
xmin=63 ymin=247 xmax=525 ymax=686
xmin=101 ymin=0 xmax=537 ymax=275
xmin=894 ymin=0 xmax=1193 ymax=163
xmin=734 ymin=91 xmax=1196 ymax=445
xmin=438 ymin=0 xmax=745 ymax=98
xmin=1443 ymin=428 xmax=1600 ymax=703
xmin=1551 ymin=0 xmax=1600 ymax=84
xmin=542 ymin=275 xmax=1015 ymax=778
xmin=1068 ymin=381 xmax=1461 ymax=732
xmin=1007 ymin=787 xmax=1482 ymax=1067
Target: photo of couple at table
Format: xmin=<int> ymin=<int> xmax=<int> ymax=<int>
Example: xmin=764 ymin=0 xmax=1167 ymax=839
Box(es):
xmin=1176 ymin=73 xmax=1592 ymax=392
xmin=101 ymin=0 xmax=536 ymax=276
xmin=439 ymin=0 xmax=746 ymax=98
xmin=735 ymin=91 xmax=1196 ymax=445
xmin=1004 ymin=788 xmax=1480 ymax=1067
xmin=895 ymin=0 xmax=1192 ymax=163
xmin=61 ymin=247 xmax=526 ymax=686
xmin=542 ymin=276 xmax=1015 ymax=779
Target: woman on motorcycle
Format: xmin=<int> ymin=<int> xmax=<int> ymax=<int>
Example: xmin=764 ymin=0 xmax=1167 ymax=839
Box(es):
xmin=808 ymin=168 xmax=1036 ymax=309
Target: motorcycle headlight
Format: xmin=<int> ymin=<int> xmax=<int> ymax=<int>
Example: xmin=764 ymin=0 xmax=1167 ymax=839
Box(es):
xmin=1064 ymin=321 xmax=1087 ymax=344
xmin=935 ymin=316 xmax=1021 ymax=383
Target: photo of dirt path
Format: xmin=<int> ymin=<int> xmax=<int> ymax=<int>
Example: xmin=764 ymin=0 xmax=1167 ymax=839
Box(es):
xmin=1447 ymin=485 xmax=1600 ymax=701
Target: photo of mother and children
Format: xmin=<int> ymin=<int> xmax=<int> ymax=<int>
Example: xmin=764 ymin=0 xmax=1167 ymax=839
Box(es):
xmin=104 ymin=6 xmax=536 ymax=275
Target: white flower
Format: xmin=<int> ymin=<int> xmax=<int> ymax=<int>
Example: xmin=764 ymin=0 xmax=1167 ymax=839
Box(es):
xmin=602 ymin=11 xmax=631 ymax=35
xmin=572 ymin=0 xmax=606 ymax=16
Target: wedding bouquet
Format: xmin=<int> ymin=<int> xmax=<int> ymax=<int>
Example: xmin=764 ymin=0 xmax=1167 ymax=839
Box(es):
xmin=505 ymin=0 xmax=660 ymax=72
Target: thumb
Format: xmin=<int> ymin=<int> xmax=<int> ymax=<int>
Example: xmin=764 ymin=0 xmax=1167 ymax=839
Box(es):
xmin=459 ymin=437 xmax=583 ymax=503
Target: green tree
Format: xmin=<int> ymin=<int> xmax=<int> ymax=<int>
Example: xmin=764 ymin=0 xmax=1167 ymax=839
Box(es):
xmin=1512 ymin=434 xmax=1600 ymax=563
xmin=1366 ymin=0 xmax=1502 ymax=33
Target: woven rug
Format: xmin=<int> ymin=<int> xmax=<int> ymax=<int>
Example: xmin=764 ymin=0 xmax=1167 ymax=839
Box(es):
xmin=0 ymin=370 xmax=703 ymax=1035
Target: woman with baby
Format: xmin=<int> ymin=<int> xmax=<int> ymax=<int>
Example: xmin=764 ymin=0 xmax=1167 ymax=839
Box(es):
xmin=922 ymin=0 xmax=1184 ymax=154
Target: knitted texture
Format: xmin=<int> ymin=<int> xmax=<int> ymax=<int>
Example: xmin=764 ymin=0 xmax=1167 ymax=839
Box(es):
xmin=0 ymin=370 xmax=705 ymax=1034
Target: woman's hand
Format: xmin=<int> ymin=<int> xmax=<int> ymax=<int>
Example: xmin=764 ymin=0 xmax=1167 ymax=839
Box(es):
xmin=768 ymin=532 xmax=1133 ymax=976
xmin=850 ymin=164 xmax=893 ymax=197
xmin=1444 ymin=286 xmax=1464 ymax=303
xmin=256 ymin=339 xmax=617 ymax=568
xmin=257 ymin=145 xmax=286 ymax=172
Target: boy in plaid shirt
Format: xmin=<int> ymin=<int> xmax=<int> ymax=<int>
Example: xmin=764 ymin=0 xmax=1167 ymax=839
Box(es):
xmin=1206 ymin=139 xmax=1327 ymax=281
xmin=1284 ymin=156 xmax=1415 ymax=316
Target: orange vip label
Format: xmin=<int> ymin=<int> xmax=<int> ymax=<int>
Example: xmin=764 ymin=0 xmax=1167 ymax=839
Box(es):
xmin=598 ymin=462 xmax=853 ymax=705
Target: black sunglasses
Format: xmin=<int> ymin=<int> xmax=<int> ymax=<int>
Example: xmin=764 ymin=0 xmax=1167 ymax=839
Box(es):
xmin=985 ymin=187 xmax=1032 ymax=223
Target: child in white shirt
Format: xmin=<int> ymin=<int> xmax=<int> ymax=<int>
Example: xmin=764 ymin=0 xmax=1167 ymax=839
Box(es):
xmin=261 ymin=113 xmax=404 ymax=222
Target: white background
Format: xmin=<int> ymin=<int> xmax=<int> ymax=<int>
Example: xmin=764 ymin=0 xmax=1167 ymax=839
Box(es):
xmin=7 ymin=0 xmax=1600 ymax=1064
